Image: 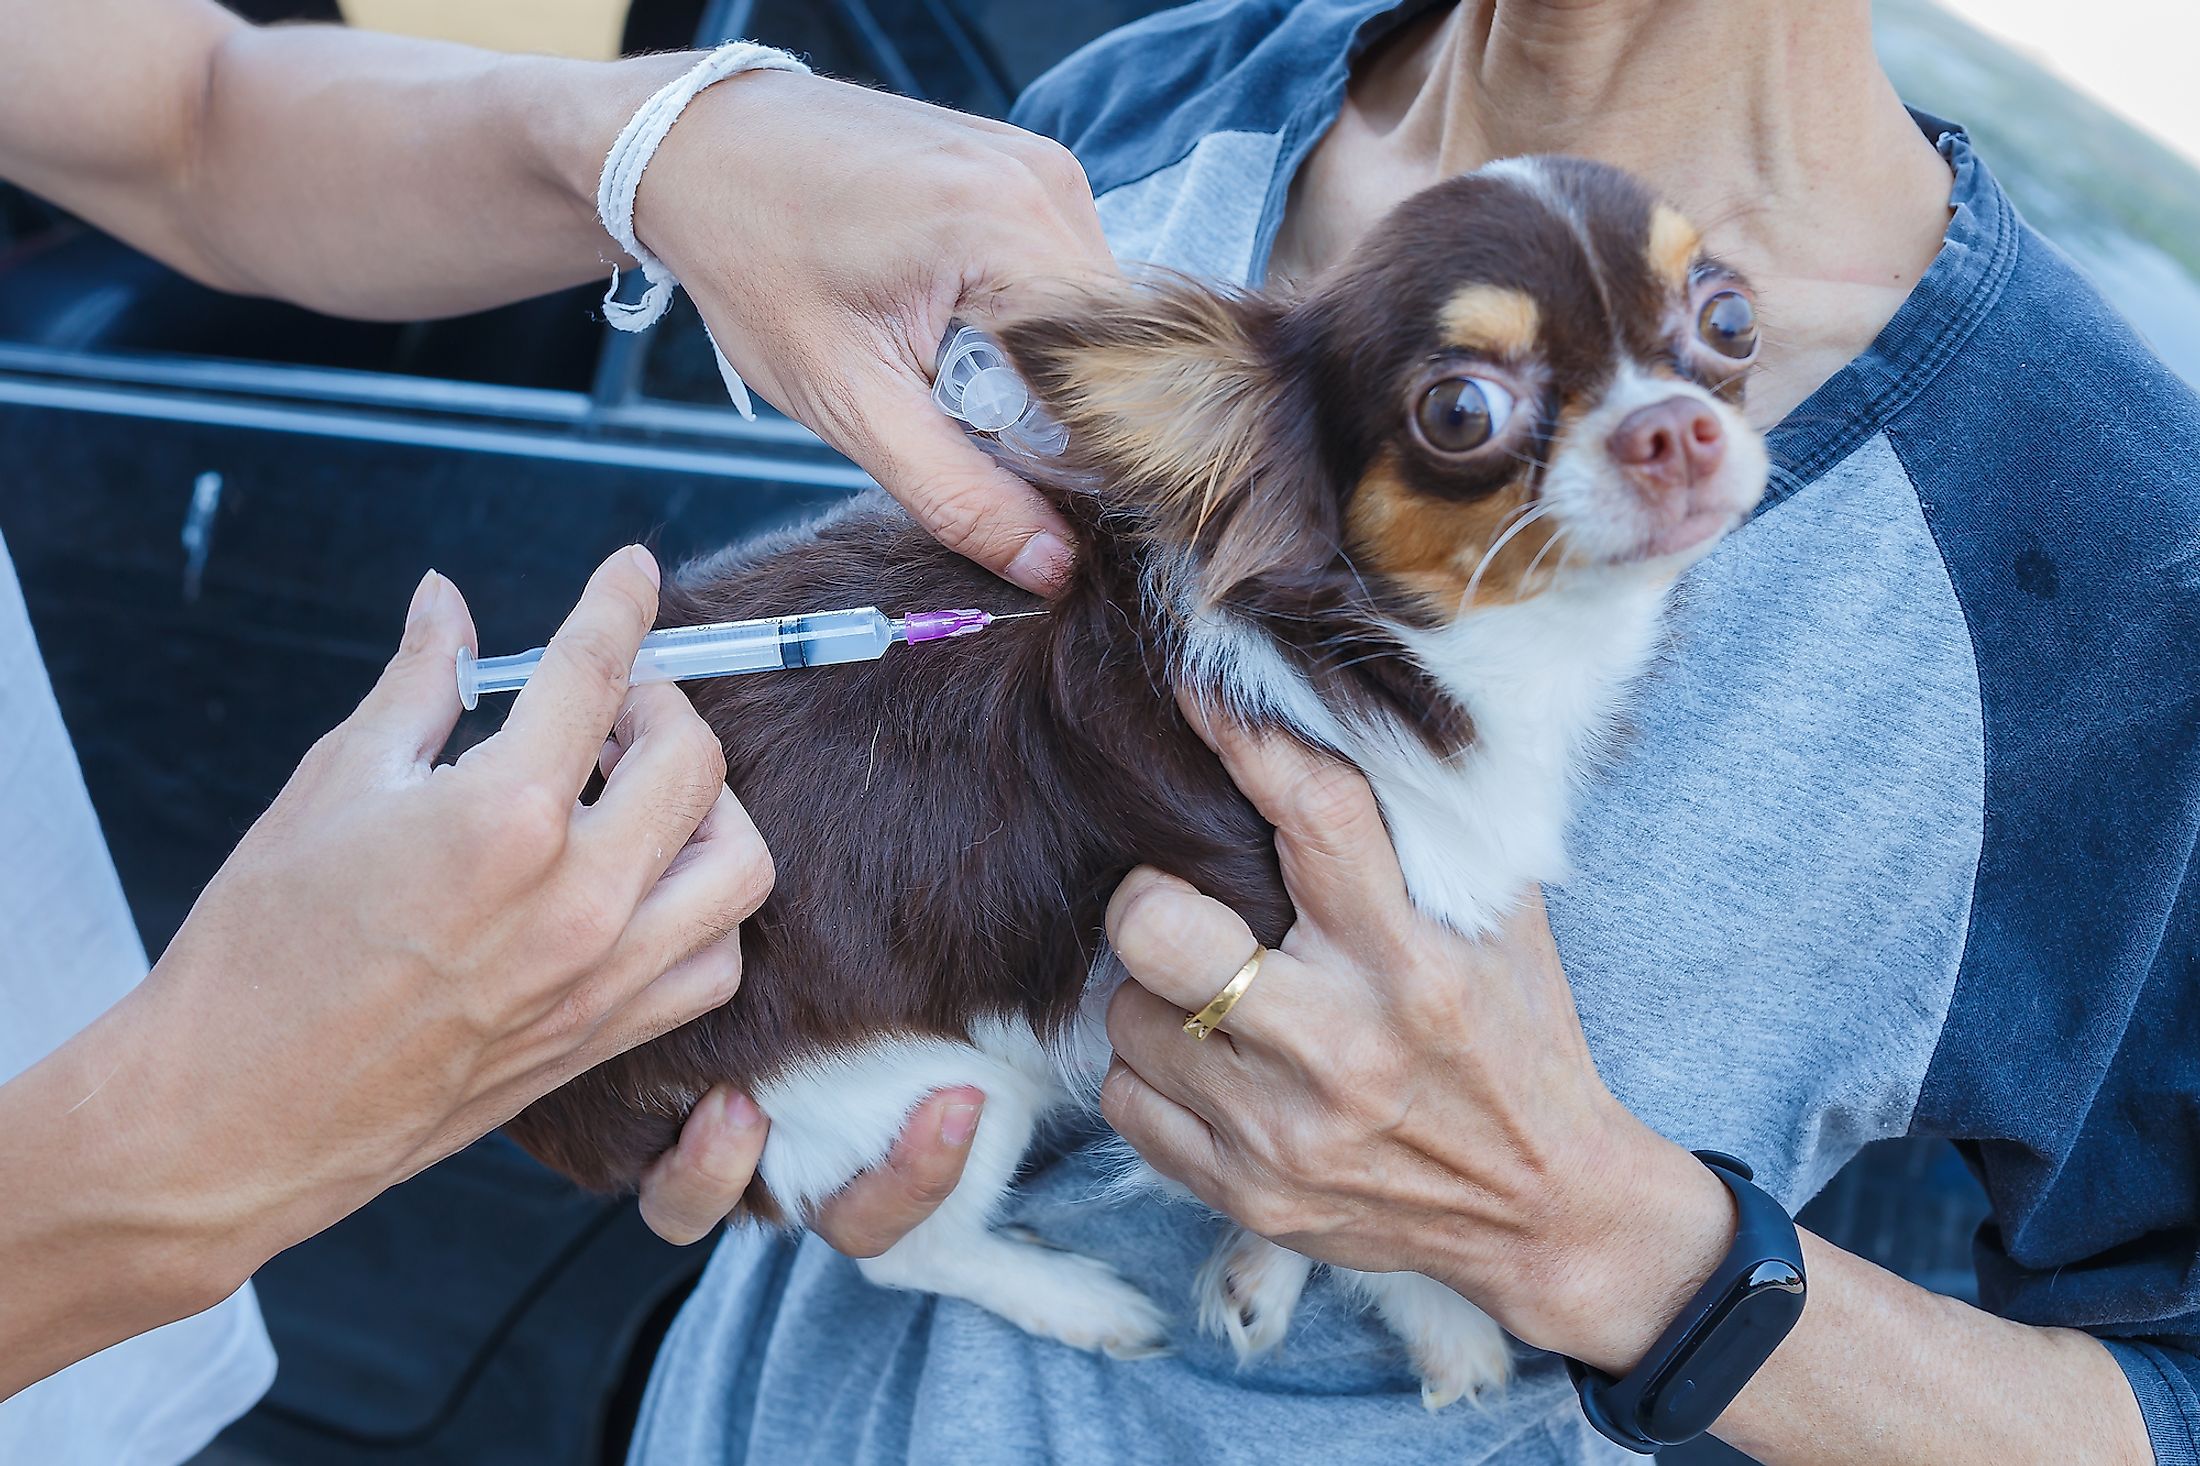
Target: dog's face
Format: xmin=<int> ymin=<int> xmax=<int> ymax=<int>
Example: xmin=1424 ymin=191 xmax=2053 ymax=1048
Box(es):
xmin=999 ymin=156 xmax=1768 ymax=630
xmin=1312 ymin=157 xmax=1770 ymax=614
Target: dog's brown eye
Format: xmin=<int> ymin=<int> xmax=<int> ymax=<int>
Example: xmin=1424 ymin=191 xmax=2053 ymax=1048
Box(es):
xmin=1414 ymin=376 xmax=1513 ymax=454
xmin=1697 ymin=290 xmax=1758 ymax=359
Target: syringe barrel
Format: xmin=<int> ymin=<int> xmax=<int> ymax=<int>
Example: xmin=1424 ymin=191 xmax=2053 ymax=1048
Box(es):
xmin=456 ymin=606 xmax=897 ymax=709
xmin=631 ymin=608 xmax=895 ymax=683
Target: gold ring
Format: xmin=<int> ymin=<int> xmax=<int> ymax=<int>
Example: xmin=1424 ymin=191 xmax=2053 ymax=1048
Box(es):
xmin=1183 ymin=945 xmax=1265 ymax=1040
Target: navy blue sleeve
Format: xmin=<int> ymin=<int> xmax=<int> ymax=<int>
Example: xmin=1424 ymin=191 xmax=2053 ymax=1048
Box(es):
xmin=1010 ymin=0 xmax=1289 ymax=181
xmin=1010 ymin=0 xmax=1391 ymax=195
xmin=1892 ymin=211 xmax=2200 ymax=1459
xmin=1013 ymin=0 xmax=1270 ymax=131
xmin=2115 ymin=1345 xmax=2200 ymax=1466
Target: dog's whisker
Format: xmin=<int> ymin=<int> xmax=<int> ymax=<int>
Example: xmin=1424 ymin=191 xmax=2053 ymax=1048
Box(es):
xmin=1521 ymin=523 xmax=1570 ymax=595
xmin=1459 ymin=501 xmax=1555 ymax=613
xmin=1487 ymin=496 xmax=1543 ymax=536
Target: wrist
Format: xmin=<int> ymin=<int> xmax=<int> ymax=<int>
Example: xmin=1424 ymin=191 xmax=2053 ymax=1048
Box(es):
xmin=623 ymin=64 xmax=818 ymax=285
xmin=1516 ymin=1115 xmax=1739 ymax=1374
xmin=519 ymin=48 xmax=817 ymax=284
xmin=513 ymin=50 xmax=696 ymax=267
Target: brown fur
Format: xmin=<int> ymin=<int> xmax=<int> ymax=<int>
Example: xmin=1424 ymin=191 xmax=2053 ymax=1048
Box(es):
xmin=1347 ymin=453 xmax=1560 ymax=613
xmin=504 ymin=158 xmax=1747 ymax=1196
xmin=505 ymin=489 xmax=1295 ymax=1192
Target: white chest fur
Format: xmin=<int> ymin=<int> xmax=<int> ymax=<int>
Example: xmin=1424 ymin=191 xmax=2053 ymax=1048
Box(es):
xmin=1184 ymin=576 xmax=1673 ymax=934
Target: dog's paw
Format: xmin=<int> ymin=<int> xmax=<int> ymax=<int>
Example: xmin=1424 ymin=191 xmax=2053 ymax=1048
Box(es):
xmin=1194 ymin=1231 xmax=1315 ymax=1362
xmin=1002 ymin=1248 xmax=1173 ymax=1360
xmin=1337 ymin=1269 xmax=1513 ymax=1409
xmin=1403 ymin=1305 xmax=1512 ymax=1410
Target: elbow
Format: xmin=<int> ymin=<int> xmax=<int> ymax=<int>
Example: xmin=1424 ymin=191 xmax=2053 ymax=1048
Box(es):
xmin=160 ymin=22 xmax=280 ymax=301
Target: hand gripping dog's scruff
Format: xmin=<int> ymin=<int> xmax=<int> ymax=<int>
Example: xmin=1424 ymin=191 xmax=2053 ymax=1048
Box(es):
xmin=506 ymin=156 xmax=1770 ymax=1405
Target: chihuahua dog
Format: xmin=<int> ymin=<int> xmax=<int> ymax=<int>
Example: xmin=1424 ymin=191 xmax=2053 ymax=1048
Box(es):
xmin=507 ymin=156 xmax=1768 ymax=1406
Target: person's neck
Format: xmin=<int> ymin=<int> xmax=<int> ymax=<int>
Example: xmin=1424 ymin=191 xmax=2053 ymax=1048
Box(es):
xmin=1279 ymin=0 xmax=1954 ymax=424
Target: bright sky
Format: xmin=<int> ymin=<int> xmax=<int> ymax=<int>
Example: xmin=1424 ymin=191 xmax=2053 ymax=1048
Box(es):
xmin=1933 ymin=0 xmax=2200 ymax=166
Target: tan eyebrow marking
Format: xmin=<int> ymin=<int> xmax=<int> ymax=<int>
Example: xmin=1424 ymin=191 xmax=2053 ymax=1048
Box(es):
xmin=1647 ymin=205 xmax=1702 ymax=290
xmin=1438 ymin=285 xmax=1541 ymax=358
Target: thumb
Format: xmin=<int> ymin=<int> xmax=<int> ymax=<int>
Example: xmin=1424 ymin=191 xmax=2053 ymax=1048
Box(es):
xmin=828 ymin=364 xmax=1078 ymax=596
xmin=351 ymin=569 xmax=479 ymax=763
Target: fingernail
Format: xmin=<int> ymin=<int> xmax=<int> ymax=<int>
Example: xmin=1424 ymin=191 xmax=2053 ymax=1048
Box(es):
xmin=1003 ymin=530 xmax=1073 ymax=596
xmin=404 ymin=569 xmax=443 ymax=631
xmin=940 ymin=1101 xmax=982 ymax=1148
xmin=624 ymin=544 xmax=662 ymax=588
xmin=724 ymin=1092 xmax=762 ymax=1130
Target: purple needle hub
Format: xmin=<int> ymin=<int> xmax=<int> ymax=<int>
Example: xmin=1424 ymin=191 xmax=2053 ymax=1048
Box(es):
xmin=899 ymin=608 xmax=996 ymax=643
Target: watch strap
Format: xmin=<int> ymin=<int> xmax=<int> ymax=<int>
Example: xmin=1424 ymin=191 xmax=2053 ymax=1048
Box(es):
xmin=1567 ymin=1151 xmax=1806 ymax=1453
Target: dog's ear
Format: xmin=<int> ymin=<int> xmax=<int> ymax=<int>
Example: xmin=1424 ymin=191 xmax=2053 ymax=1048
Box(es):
xmin=993 ymin=277 xmax=1330 ymax=605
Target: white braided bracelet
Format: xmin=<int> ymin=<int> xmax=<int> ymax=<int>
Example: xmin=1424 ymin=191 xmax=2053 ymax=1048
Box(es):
xmin=596 ymin=40 xmax=811 ymax=420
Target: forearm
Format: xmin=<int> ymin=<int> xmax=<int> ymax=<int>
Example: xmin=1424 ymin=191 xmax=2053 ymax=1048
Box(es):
xmin=1535 ymin=1139 xmax=2155 ymax=1465
xmin=0 ymin=0 xmax=689 ymax=318
xmin=0 ymin=990 xmax=255 ymax=1400
xmin=174 ymin=27 xmax=688 ymax=316
xmin=1098 ymin=740 xmax=2167 ymax=1462
xmin=1712 ymin=1233 xmax=2152 ymax=1465
xmin=6 ymin=1 xmax=1105 ymax=587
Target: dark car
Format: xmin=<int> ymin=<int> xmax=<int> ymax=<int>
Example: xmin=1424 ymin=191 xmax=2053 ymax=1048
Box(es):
xmin=1 ymin=3 xmax=2049 ymax=1463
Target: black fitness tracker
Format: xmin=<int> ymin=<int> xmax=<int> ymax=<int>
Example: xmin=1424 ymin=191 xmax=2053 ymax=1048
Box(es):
xmin=1565 ymin=1151 xmax=1806 ymax=1454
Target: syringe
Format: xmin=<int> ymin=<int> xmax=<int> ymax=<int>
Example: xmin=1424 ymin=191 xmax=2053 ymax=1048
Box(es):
xmin=456 ymin=606 xmax=1038 ymax=710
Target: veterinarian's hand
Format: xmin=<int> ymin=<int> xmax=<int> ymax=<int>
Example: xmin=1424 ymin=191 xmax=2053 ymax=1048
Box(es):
xmin=1100 ymin=711 xmax=1736 ymax=1377
xmin=99 ymin=547 xmax=770 ymax=1297
xmin=639 ymin=1086 xmax=983 ymax=1251
xmin=635 ymin=71 xmax=1108 ymax=595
